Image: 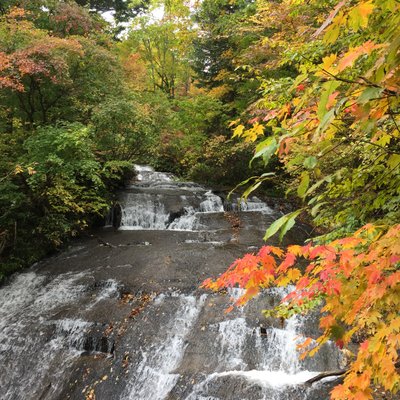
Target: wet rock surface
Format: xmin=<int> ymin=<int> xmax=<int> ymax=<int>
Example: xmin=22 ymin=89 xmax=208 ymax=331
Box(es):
xmin=0 ymin=166 xmax=342 ymax=400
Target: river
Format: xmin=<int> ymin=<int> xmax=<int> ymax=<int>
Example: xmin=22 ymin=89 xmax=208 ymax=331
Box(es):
xmin=0 ymin=166 xmax=343 ymax=400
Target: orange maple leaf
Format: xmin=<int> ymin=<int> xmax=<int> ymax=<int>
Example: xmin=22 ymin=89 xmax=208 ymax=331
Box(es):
xmin=337 ymin=41 xmax=382 ymax=72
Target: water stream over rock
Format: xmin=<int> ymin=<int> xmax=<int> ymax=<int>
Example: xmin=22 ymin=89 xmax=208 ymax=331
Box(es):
xmin=0 ymin=166 xmax=342 ymax=400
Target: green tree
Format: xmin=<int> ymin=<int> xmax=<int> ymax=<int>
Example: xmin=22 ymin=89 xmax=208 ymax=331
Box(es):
xmin=91 ymin=94 xmax=158 ymax=161
xmin=0 ymin=122 xmax=130 ymax=279
xmin=192 ymin=0 xmax=257 ymax=108
xmin=0 ymin=6 xmax=136 ymax=279
xmin=75 ymin=0 xmax=150 ymax=24
xmin=125 ymin=0 xmax=194 ymax=98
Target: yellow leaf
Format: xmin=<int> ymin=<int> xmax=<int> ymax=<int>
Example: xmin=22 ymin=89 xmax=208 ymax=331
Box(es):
xmin=287 ymin=268 xmax=301 ymax=282
xmin=14 ymin=164 xmax=23 ymax=174
xmin=287 ymin=245 xmax=302 ymax=256
xmin=323 ymin=12 xmax=347 ymax=44
xmin=232 ymin=124 xmax=245 ymax=138
xmin=242 ymin=123 xmax=265 ymax=142
xmin=292 ymin=97 xmax=301 ymax=107
xmin=253 ymin=122 xmax=264 ymax=136
xmin=317 ymin=54 xmax=337 ymax=77
xmin=349 ymin=1 xmax=374 ymax=30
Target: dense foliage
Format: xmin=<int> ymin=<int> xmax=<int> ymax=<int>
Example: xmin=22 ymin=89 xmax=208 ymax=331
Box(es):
xmin=204 ymin=0 xmax=400 ymax=399
xmin=0 ymin=6 xmax=149 ymax=278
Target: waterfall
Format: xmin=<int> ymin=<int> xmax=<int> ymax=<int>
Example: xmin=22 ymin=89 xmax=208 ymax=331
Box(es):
xmin=0 ymin=166 xmax=339 ymax=400
xmin=0 ymin=272 xmax=121 ymax=400
xmin=117 ymin=165 xmax=273 ymax=231
xmin=122 ymin=294 xmax=207 ymax=400
xmin=119 ymin=193 xmax=170 ymax=230
xmin=199 ymin=191 xmax=224 ymax=213
xmin=184 ymin=306 xmax=339 ymax=400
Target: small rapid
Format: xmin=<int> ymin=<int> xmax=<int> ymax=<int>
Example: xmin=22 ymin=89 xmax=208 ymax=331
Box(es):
xmin=117 ymin=165 xmax=272 ymax=231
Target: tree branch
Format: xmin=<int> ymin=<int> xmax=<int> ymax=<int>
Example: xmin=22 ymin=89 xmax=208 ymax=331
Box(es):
xmin=305 ymin=369 xmax=347 ymax=385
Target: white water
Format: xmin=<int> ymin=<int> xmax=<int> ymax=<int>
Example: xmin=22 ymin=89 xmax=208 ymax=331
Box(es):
xmin=0 ymin=271 xmax=119 ymax=400
xmin=231 ymin=197 xmax=273 ymax=214
xmin=0 ymin=274 xmax=333 ymax=399
xmin=200 ymin=191 xmax=224 ymax=213
xmin=119 ymin=287 xmax=338 ymax=400
xmin=87 ymin=278 xmax=119 ymax=308
xmin=220 ymin=369 xmax=318 ymax=387
xmin=216 ymin=318 xmax=250 ymax=370
xmin=186 ymin=313 xmax=322 ymax=399
xmin=168 ymin=206 xmax=198 ymax=230
xmin=118 ymin=165 xmax=273 ymax=231
xmin=122 ymin=294 xmax=207 ymax=400
xmin=119 ymin=193 xmax=170 ymax=230
xmin=134 ymin=164 xmax=174 ymax=182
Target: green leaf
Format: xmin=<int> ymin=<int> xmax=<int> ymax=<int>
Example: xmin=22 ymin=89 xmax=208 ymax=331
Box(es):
xmin=318 ymin=81 xmax=341 ymax=119
xmin=387 ymin=154 xmax=400 ymax=170
xmin=264 ymin=215 xmax=289 ymax=241
xmin=250 ymin=136 xmax=277 ymax=166
xmin=310 ymin=201 xmax=327 ymax=217
xmin=279 ymin=216 xmax=296 ymax=242
xmin=297 ymin=171 xmax=310 ymax=199
xmin=242 ymin=181 xmax=262 ymax=199
xmin=317 ymin=109 xmax=335 ymax=134
xmin=357 ymin=87 xmax=383 ymax=104
xmin=228 ymin=173 xmax=275 ymax=200
xmin=263 ymin=210 xmax=302 ymax=242
xmin=306 ymin=176 xmax=330 ymax=197
xmin=303 ymin=156 xmax=318 ymax=169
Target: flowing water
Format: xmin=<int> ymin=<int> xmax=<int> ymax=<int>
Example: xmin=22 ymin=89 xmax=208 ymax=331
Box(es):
xmin=0 ymin=166 xmax=343 ymax=400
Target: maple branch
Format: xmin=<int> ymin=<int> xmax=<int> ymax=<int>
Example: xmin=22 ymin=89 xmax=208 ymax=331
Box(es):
xmin=356 ymin=139 xmax=400 ymax=154
xmin=321 ymin=69 xmax=369 ymax=87
xmin=305 ymin=369 xmax=347 ymax=385
xmin=301 ymin=53 xmax=397 ymax=96
xmin=358 ymin=76 xmax=398 ymax=96
xmin=318 ymin=139 xmax=346 ymax=159
xmin=306 ymin=360 xmax=400 ymax=386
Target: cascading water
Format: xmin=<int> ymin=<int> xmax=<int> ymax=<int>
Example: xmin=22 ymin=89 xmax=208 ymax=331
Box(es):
xmin=0 ymin=165 xmax=341 ymax=400
xmin=175 ymin=287 xmax=343 ymax=400
xmin=122 ymin=294 xmax=207 ymax=400
xmin=118 ymin=165 xmax=273 ymax=231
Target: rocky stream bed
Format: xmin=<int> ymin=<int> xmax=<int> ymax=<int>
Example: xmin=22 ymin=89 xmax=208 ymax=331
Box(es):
xmin=0 ymin=166 xmax=344 ymax=400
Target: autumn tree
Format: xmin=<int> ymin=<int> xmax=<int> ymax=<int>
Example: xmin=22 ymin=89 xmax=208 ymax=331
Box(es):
xmin=0 ymin=7 xmax=123 ymax=128
xmin=192 ymin=0 xmax=258 ymax=108
xmin=123 ymin=0 xmax=194 ymax=98
xmin=0 ymin=7 xmax=136 ymax=279
xmin=204 ymin=0 xmax=400 ymax=399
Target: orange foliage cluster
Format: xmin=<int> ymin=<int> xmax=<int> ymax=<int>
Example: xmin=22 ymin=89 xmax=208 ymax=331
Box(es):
xmin=202 ymin=224 xmax=400 ymax=399
xmin=0 ymin=9 xmax=84 ymax=93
